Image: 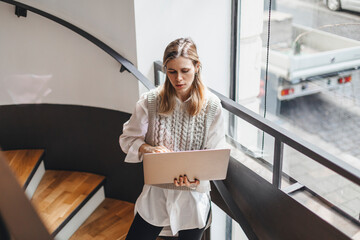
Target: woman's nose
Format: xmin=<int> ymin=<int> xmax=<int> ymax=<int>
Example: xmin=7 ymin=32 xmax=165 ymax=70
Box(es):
xmin=176 ymin=73 xmax=183 ymax=81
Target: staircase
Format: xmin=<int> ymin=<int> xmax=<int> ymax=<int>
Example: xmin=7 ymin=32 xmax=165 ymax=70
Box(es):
xmin=2 ymin=149 xmax=135 ymax=240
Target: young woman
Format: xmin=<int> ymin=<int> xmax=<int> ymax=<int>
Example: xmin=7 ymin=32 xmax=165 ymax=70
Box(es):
xmin=120 ymin=37 xmax=225 ymax=240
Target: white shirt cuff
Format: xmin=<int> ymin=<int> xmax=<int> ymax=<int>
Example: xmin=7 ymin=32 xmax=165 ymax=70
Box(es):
xmin=124 ymin=138 xmax=145 ymax=163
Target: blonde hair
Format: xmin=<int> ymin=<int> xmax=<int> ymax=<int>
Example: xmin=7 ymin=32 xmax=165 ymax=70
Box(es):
xmin=159 ymin=38 xmax=206 ymax=116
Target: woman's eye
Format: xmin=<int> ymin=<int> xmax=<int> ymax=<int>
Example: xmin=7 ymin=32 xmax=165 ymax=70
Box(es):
xmin=182 ymin=69 xmax=189 ymax=73
xmin=168 ymin=71 xmax=176 ymax=74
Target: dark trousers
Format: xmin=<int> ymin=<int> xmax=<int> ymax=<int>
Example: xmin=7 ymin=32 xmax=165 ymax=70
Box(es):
xmin=125 ymin=213 xmax=209 ymax=240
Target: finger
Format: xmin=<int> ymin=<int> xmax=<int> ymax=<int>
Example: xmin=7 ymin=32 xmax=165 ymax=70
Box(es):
xmin=146 ymin=146 xmax=155 ymax=153
xmin=189 ymin=179 xmax=200 ymax=186
xmin=195 ymin=179 xmax=200 ymax=185
xmin=152 ymin=147 xmax=161 ymax=153
xmin=155 ymin=147 xmax=166 ymax=153
xmin=160 ymin=146 xmax=171 ymax=152
xmin=174 ymin=178 xmax=179 ymax=186
xmin=179 ymin=175 xmax=184 ymax=186
xmin=156 ymin=146 xmax=170 ymax=153
xmin=184 ymin=175 xmax=190 ymax=187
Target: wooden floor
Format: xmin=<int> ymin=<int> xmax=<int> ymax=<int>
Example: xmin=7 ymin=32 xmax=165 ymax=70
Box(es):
xmin=72 ymin=198 xmax=177 ymax=240
xmin=2 ymin=149 xmax=44 ymax=187
xmin=70 ymin=198 xmax=134 ymax=240
xmin=31 ymin=170 xmax=105 ymax=234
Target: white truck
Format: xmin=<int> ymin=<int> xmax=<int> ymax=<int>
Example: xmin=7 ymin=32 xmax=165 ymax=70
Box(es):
xmin=261 ymin=12 xmax=360 ymax=114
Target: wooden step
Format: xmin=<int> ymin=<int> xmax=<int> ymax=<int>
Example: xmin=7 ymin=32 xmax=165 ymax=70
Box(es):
xmin=2 ymin=149 xmax=44 ymax=188
xmin=31 ymin=170 xmax=105 ymax=236
xmin=70 ymin=198 xmax=134 ymax=240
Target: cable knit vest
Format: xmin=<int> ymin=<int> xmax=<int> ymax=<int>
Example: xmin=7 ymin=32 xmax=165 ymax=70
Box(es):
xmin=145 ymin=89 xmax=219 ymax=193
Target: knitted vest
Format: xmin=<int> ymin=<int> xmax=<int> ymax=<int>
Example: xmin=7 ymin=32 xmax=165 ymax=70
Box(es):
xmin=145 ymin=89 xmax=219 ymax=193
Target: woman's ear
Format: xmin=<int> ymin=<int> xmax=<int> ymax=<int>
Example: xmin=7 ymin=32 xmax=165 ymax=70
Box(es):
xmin=196 ymin=63 xmax=200 ymax=73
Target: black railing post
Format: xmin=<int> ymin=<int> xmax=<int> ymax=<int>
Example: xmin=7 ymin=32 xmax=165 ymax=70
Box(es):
xmin=272 ymin=139 xmax=284 ymax=189
xmin=229 ymin=0 xmax=241 ymax=139
xmin=153 ymin=61 xmax=163 ymax=86
xmin=15 ymin=5 xmax=27 ymax=17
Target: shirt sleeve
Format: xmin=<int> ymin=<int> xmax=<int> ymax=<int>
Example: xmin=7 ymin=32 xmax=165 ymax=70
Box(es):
xmin=119 ymin=94 xmax=149 ymax=163
xmin=205 ymin=100 xmax=226 ymax=150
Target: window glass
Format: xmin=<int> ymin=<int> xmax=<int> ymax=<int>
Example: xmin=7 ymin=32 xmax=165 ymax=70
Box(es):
xmin=282 ymin=144 xmax=360 ymax=225
xmin=258 ymin=0 xmax=360 ymax=169
xmin=232 ymin=0 xmax=360 ymax=234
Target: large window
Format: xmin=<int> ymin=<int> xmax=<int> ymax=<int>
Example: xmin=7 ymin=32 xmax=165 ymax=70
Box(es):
xmin=228 ymin=0 xmax=360 ymax=238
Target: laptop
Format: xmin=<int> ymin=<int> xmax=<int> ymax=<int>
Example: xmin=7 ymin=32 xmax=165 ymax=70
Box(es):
xmin=143 ymin=148 xmax=230 ymax=185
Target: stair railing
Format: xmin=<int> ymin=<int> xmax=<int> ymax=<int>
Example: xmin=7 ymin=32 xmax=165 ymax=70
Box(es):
xmin=152 ymin=61 xmax=360 ymax=187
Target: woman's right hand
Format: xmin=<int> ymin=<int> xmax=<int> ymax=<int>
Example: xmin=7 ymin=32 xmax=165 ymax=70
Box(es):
xmin=174 ymin=175 xmax=200 ymax=189
xmin=139 ymin=144 xmax=172 ymax=154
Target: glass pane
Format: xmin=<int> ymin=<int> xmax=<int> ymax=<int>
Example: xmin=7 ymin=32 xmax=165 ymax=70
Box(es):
xmin=224 ymin=108 xmax=290 ymax=187
xmin=226 ymin=110 xmax=273 ymax=183
xmin=280 ymin=90 xmax=360 ymax=172
xmin=291 ymin=190 xmax=360 ymax=239
xmin=249 ymin=0 xmax=360 ymax=234
xmin=283 ymin=144 xmax=360 ymax=222
xmin=260 ymin=0 xmax=360 ymax=167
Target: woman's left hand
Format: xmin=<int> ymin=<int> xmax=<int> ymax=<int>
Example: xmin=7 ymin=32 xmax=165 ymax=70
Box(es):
xmin=174 ymin=175 xmax=200 ymax=188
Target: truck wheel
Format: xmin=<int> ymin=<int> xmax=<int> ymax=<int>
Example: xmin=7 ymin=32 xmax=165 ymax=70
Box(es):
xmin=326 ymin=0 xmax=341 ymax=11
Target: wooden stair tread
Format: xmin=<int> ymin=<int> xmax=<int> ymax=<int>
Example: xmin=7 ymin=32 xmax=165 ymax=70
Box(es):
xmin=2 ymin=149 xmax=44 ymax=187
xmin=70 ymin=198 xmax=135 ymax=240
xmin=31 ymin=170 xmax=105 ymax=234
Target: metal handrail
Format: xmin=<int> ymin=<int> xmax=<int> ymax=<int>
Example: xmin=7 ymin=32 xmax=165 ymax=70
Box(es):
xmin=151 ymin=59 xmax=360 ymax=187
xmin=211 ymin=89 xmax=360 ymax=186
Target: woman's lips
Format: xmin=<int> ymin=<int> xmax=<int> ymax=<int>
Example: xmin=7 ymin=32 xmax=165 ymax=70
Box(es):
xmin=176 ymin=84 xmax=185 ymax=88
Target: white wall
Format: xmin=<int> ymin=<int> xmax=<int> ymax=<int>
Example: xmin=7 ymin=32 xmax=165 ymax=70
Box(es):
xmin=134 ymin=0 xmax=232 ymax=97
xmin=1 ymin=0 xmax=232 ymax=112
xmin=20 ymin=0 xmax=138 ymax=64
xmin=211 ymin=204 xmax=227 ymax=239
xmin=232 ymin=219 xmax=249 ymax=239
xmin=0 ymin=0 xmax=139 ymax=113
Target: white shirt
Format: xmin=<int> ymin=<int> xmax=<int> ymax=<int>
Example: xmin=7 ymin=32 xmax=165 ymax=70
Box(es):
xmin=120 ymin=92 xmax=225 ymax=236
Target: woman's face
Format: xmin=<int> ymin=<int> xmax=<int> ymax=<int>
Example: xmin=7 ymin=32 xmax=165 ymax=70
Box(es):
xmin=166 ymin=56 xmax=198 ymax=101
